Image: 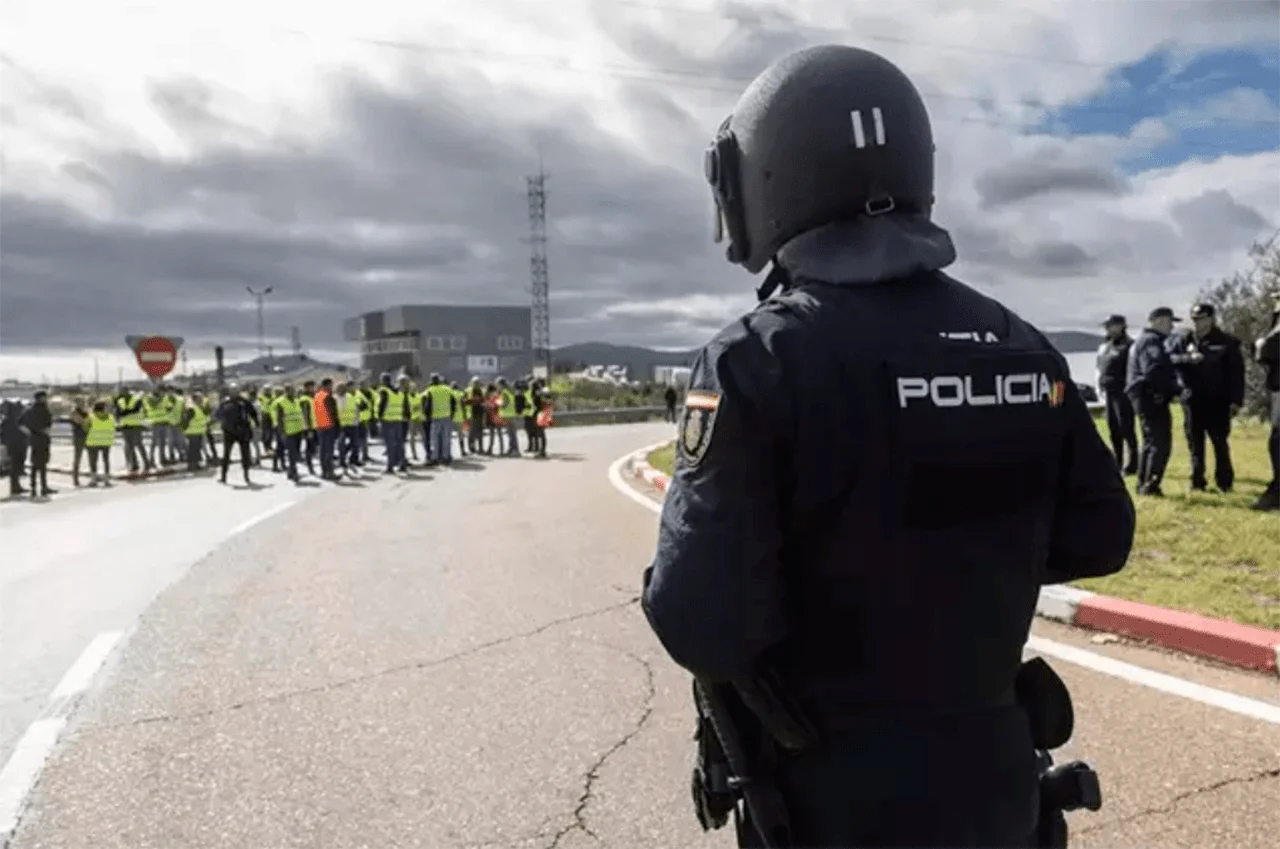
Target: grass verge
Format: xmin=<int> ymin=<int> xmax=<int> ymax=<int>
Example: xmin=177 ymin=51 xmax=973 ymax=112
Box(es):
xmin=641 ymin=410 xmax=1278 ymax=629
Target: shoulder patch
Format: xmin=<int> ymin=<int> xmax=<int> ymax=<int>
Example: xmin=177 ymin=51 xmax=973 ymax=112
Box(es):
xmin=678 ymin=392 xmax=720 ymax=467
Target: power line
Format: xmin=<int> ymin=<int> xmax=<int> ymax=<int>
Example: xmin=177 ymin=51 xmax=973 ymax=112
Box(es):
xmin=296 ymin=31 xmax=1280 ymax=130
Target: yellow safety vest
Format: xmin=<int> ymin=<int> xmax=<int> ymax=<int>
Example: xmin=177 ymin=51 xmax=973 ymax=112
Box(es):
xmin=262 ymin=397 xmax=278 ymax=426
xmin=499 ymin=389 xmax=516 ymax=418
xmin=452 ymin=390 xmax=467 ymax=424
xmin=117 ymin=394 xmax=145 ymax=427
xmin=299 ymin=397 xmax=314 ymax=429
xmin=335 ymin=395 xmax=358 ymax=427
xmin=167 ymin=397 xmax=184 ymax=426
xmin=426 ymin=384 xmax=453 ymax=420
xmin=381 ymin=390 xmax=407 ymax=422
xmin=143 ymin=397 xmax=165 ymax=425
xmin=184 ymin=404 xmax=208 ymax=436
xmin=274 ymin=397 xmax=306 ymax=436
xmin=358 ymin=390 xmax=373 ymax=423
xmin=85 ymin=414 xmax=116 ymax=447
xmin=409 ymin=391 xmax=426 ymax=423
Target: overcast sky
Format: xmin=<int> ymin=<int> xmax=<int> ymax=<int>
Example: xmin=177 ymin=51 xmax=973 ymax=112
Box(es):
xmin=2 ymin=0 xmax=1278 ymax=382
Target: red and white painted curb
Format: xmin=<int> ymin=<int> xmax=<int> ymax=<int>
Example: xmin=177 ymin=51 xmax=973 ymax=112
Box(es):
xmin=625 ymin=445 xmax=1280 ymax=678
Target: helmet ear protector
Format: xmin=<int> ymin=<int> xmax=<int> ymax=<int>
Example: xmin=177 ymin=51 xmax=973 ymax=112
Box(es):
xmin=704 ymin=115 xmax=749 ymax=266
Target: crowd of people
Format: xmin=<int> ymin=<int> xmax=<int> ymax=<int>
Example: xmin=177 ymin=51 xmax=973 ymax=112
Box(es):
xmin=0 ymin=371 xmax=554 ymax=498
xmin=1096 ymin=300 xmax=1280 ymax=510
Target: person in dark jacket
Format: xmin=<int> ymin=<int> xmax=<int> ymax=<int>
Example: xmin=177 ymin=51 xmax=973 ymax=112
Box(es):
xmin=1166 ymin=303 xmax=1246 ymax=492
xmin=643 ymin=45 xmax=1135 ymax=849
xmin=1096 ymin=314 xmax=1138 ymax=474
xmin=215 ymin=385 xmax=259 ymax=485
xmin=1253 ymin=294 xmax=1280 ymax=511
xmin=1125 ymin=307 xmax=1187 ymax=496
xmin=19 ymin=390 xmax=56 ymax=498
xmin=663 ymin=384 xmax=678 ymax=422
xmin=1 ymin=399 xmax=29 ymax=497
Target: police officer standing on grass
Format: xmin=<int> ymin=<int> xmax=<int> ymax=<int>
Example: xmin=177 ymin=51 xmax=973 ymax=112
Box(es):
xmin=1167 ymin=303 xmax=1245 ymax=493
xmin=1096 ymin=314 xmax=1138 ymax=474
xmin=1125 ymin=307 xmax=1188 ymax=496
xmin=641 ymin=44 xmax=1135 ymax=849
xmin=1253 ymin=293 xmax=1280 ymax=511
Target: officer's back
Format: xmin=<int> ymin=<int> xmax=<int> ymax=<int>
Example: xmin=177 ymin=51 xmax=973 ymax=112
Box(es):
xmin=641 ymin=44 xmax=1135 ymax=849
xmin=739 ymin=273 xmax=1127 ymax=718
xmin=1125 ymin=320 xmax=1178 ymax=404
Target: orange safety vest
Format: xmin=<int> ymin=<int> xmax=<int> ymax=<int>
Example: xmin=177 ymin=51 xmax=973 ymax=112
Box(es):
xmin=312 ymin=389 xmax=335 ymax=429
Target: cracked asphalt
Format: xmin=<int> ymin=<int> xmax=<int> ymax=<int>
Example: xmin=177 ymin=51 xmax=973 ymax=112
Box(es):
xmin=6 ymin=421 xmax=1280 ymax=848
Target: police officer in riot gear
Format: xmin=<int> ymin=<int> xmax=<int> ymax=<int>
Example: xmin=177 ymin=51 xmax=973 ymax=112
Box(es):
xmin=1125 ymin=307 xmax=1185 ymax=496
xmin=1253 ymin=294 xmax=1280 ymax=511
xmin=1166 ymin=303 xmax=1245 ymax=492
xmin=1096 ymin=315 xmax=1138 ymax=474
xmin=641 ymin=44 xmax=1135 ymax=849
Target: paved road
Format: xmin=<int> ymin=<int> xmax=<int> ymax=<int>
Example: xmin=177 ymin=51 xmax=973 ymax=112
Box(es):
xmin=2 ymin=421 xmax=1278 ymax=848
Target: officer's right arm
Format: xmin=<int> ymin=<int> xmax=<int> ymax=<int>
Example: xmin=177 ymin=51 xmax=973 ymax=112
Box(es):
xmin=641 ymin=335 xmax=789 ymax=683
xmin=1046 ymin=381 xmax=1135 ymax=583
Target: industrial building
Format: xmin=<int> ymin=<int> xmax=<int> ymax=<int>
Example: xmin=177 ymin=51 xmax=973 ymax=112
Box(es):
xmin=343 ymin=305 xmax=535 ymax=385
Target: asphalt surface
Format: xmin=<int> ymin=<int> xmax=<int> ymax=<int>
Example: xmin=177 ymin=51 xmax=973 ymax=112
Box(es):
xmin=2 ymin=421 xmax=1278 ymax=848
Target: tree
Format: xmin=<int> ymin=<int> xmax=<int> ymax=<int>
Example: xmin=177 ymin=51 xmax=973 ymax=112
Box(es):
xmin=1196 ymin=233 xmax=1280 ymax=418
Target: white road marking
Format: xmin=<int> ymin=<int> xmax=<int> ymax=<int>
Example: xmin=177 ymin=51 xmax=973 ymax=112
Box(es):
xmin=607 ymin=447 xmax=1280 ymax=725
xmin=1025 ymin=636 xmax=1280 ymax=725
xmin=226 ymin=500 xmax=296 ymax=538
xmin=0 ymin=630 xmax=124 ymax=840
xmin=0 ymin=718 xmax=66 ymax=837
xmin=48 ymin=632 xmax=121 ymax=703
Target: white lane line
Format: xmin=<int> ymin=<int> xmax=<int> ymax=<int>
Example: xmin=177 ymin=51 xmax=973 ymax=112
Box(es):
xmin=226 ymin=500 xmax=297 ymax=538
xmin=0 ymin=717 xmax=66 ymax=837
xmin=607 ymin=452 xmax=664 ymax=515
xmin=0 ymin=629 xmax=124 ymax=840
xmin=1026 ymin=636 xmax=1280 ymax=725
xmin=48 ymin=632 xmax=122 ymax=705
xmin=606 ymin=447 xmax=1280 ymax=726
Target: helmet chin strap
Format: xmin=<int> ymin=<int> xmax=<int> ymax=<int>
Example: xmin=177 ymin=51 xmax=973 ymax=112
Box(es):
xmin=755 ymin=261 xmax=793 ymax=302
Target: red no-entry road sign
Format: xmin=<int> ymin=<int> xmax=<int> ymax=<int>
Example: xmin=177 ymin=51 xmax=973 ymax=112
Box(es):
xmin=125 ymin=335 xmax=183 ymax=380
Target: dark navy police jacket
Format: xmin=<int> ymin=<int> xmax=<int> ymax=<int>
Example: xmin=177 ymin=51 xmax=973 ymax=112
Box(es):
xmin=642 ymin=271 xmax=1135 ymax=737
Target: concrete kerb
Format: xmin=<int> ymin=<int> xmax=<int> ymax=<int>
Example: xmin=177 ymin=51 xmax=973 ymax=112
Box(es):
xmin=622 ymin=443 xmax=1280 ymax=678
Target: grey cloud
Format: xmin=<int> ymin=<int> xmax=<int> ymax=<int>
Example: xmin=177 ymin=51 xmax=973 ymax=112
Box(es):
xmin=974 ymin=156 xmax=1131 ymax=209
xmin=1170 ymin=189 xmax=1269 ymax=251
xmin=950 ymin=222 xmax=1098 ymax=278
xmin=0 ymin=64 xmax=741 ymax=351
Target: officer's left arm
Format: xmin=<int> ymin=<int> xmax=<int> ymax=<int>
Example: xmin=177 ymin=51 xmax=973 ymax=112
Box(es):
xmin=1046 ymin=381 xmax=1135 ymax=583
xmin=641 ymin=336 xmax=788 ymax=683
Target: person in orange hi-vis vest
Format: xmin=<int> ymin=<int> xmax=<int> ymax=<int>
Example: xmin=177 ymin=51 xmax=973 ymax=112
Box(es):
xmin=312 ymin=378 xmax=340 ymax=480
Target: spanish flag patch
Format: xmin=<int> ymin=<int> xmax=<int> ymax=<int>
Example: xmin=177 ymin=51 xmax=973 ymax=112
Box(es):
xmin=684 ymin=390 xmax=721 ymax=411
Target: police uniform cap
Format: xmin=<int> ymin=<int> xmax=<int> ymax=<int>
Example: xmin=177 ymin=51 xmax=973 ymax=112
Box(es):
xmin=1148 ymin=306 xmax=1181 ymax=322
xmin=1101 ymin=314 xmax=1126 ymax=327
xmin=1189 ymin=303 xmax=1215 ymax=319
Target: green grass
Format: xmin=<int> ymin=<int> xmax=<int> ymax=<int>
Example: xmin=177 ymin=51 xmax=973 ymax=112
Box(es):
xmin=644 ymin=410 xmax=1279 ymax=629
xmin=647 ymin=443 xmax=675 ymax=478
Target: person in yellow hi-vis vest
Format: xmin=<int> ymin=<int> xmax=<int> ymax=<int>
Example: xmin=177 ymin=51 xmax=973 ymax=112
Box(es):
xmin=181 ymin=394 xmax=209 ymax=472
xmin=143 ymin=386 xmax=170 ymax=468
xmin=408 ymin=380 xmax=426 ymax=463
xmin=423 ymin=373 xmax=456 ymax=466
xmin=85 ymin=399 xmax=117 ymax=487
xmin=378 ymin=375 xmax=412 ymax=473
xmin=449 ymin=381 xmax=469 ymax=457
xmin=496 ymin=377 xmax=519 ymax=457
xmin=334 ymin=382 xmax=361 ymax=474
xmin=272 ymin=385 xmax=308 ymax=482
xmin=167 ymin=387 xmax=187 ymax=465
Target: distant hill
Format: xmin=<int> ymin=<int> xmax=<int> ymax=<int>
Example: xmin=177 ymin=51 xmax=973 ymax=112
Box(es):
xmin=1045 ymin=331 xmax=1103 ymax=353
xmin=554 ymin=331 xmax=1102 ymax=379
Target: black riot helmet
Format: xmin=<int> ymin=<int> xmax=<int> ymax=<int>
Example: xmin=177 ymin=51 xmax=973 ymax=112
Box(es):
xmin=705 ymin=45 xmax=937 ymax=275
